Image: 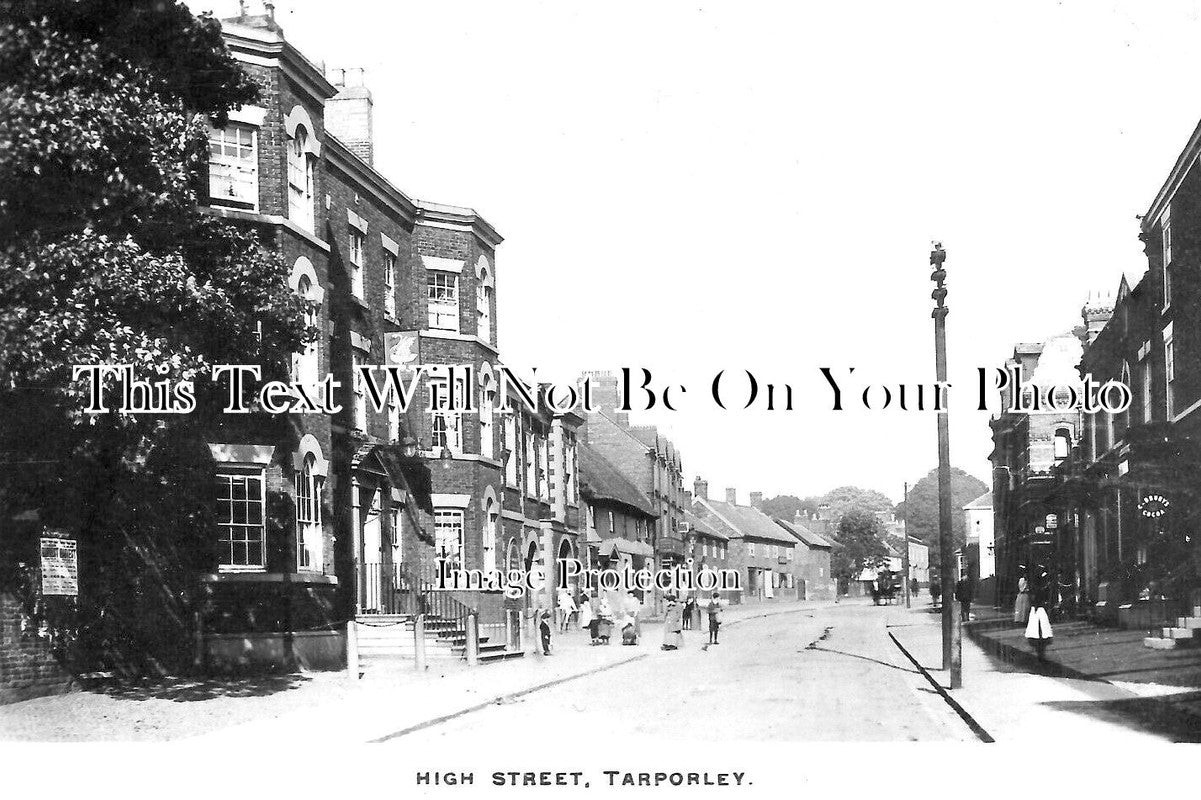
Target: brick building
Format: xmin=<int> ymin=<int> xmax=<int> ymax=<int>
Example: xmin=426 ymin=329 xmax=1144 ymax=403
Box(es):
xmin=578 ymin=442 xmax=656 ymax=599
xmin=184 ymin=8 xmax=581 ymax=668
xmin=579 ymin=372 xmax=688 ymax=610
xmin=692 ymin=481 xmax=801 ymax=604
xmin=774 ymin=518 xmax=835 ymax=600
xmin=988 ymin=336 xmax=1083 ymax=615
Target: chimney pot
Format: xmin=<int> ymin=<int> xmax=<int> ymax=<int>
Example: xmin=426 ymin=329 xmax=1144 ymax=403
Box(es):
xmin=693 ymin=477 xmax=708 ymax=501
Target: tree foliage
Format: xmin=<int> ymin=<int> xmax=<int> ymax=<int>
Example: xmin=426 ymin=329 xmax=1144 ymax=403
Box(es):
xmin=830 ymin=508 xmax=888 ymax=580
xmin=895 ymin=467 xmax=988 ymax=567
xmin=0 ymin=1 xmax=306 ymax=672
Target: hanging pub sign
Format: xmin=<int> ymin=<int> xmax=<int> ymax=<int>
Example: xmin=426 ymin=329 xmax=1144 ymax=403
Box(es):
xmin=40 ymin=530 xmax=78 ymax=596
xmin=1139 ymin=494 xmax=1170 ymax=519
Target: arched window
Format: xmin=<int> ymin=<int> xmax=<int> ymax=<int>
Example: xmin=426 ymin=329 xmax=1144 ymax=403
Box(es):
xmin=289 ymin=257 xmax=323 ymax=387
xmin=296 ymin=454 xmax=323 ymax=570
xmin=1053 ymin=427 xmax=1071 ymax=463
xmin=288 ymin=126 xmax=315 ymax=231
xmin=482 ymin=495 xmax=498 ymax=573
xmin=476 ymin=257 xmax=494 ymax=344
xmin=479 ymin=368 xmax=496 ymax=459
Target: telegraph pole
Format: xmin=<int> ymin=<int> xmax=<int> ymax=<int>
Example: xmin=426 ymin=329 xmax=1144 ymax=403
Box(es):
xmin=902 ymin=481 xmax=911 ymax=608
xmin=930 ymin=242 xmax=962 ymax=688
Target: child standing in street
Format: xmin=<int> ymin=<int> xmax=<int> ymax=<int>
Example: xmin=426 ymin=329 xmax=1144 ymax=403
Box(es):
xmin=706 ymin=592 xmax=723 ymax=645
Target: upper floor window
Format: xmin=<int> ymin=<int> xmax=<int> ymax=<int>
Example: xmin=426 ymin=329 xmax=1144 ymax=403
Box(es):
xmin=1162 ymin=210 xmax=1173 ymax=309
xmin=349 ymin=230 xmax=365 ymax=299
xmin=384 ymin=251 xmax=397 ymax=317
xmin=208 ymin=123 xmax=258 ymax=211
xmin=216 ymin=469 xmax=265 ymax=570
xmin=428 ymin=272 xmax=459 ymax=331
xmin=1142 ymin=357 xmax=1153 ymax=423
xmin=288 ymin=256 xmax=324 ymax=388
xmin=352 ymin=351 xmax=367 ymax=432
xmin=476 ymin=257 xmax=494 ymax=343
xmin=287 ymin=127 xmax=315 ymax=231
xmin=1053 ymin=427 xmax=1071 ymax=462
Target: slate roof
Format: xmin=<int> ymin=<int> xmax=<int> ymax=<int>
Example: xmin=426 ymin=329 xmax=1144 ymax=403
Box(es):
xmin=775 ymin=518 xmax=834 ymax=550
xmin=578 ymin=442 xmax=656 ymax=517
xmin=684 ymin=509 xmax=728 ymax=542
xmin=963 ymin=490 xmax=993 ymax=511
xmin=694 ymin=497 xmax=797 ymax=545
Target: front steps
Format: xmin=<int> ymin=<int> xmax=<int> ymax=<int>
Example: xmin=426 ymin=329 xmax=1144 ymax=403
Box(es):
xmin=1143 ymin=605 xmax=1201 ymax=650
xmin=353 ymin=614 xmax=523 ymax=676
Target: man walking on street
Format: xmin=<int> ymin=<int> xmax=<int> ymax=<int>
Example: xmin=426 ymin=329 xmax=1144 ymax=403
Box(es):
xmin=955 ymin=574 xmax=974 ymax=623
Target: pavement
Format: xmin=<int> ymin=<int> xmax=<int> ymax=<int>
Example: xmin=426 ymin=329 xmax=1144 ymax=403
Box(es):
xmin=960 ymin=604 xmax=1201 ymax=733
xmin=4 ymin=596 xmax=1200 ymax=742
xmin=889 ymin=604 xmax=1200 ymax=742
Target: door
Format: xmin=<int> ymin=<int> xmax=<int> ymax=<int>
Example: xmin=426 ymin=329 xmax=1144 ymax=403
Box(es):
xmin=361 ymin=486 xmax=384 ymax=611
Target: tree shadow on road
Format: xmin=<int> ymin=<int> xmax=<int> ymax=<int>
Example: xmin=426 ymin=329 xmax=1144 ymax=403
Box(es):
xmin=83 ymin=674 xmax=311 ymax=702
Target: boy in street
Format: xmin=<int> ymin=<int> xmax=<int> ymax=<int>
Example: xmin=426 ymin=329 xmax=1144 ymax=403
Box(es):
xmin=706 ymin=592 xmax=723 ymax=645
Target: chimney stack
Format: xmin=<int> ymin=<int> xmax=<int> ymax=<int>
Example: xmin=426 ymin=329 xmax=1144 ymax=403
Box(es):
xmin=324 ymin=67 xmax=374 ymax=165
xmin=749 ymin=491 xmax=763 ymax=508
xmin=725 ymin=488 xmax=738 ymax=505
xmin=693 ymin=477 xmax=708 ymax=501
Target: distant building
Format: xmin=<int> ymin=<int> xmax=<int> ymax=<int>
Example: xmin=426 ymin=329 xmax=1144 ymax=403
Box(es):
xmin=963 ymin=490 xmax=995 ymax=602
xmin=775 ymin=517 xmax=835 ymax=600
xmin=692 ymin=480 xmax=801 ymax=604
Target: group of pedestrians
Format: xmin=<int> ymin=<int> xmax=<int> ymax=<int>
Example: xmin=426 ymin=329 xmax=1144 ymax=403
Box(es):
xmin=661 ymin=592 xmax=724 ymax=650
xmin=537 ymin=589 xmax=726 ymax=655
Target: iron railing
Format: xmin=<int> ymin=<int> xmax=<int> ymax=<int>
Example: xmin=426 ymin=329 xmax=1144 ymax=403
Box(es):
xmin=356 ymin=561 xmax=475 ymax=625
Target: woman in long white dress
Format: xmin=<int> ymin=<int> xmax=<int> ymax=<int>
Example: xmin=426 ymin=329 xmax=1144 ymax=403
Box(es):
xmin=1013 ymin=569 xmax=1031 ymax=624
xmin=1025 ymin=576 xmax=1053 ymax=661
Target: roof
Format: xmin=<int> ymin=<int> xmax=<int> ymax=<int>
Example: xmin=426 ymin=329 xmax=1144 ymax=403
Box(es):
xmin=578 ymin=443 xmax=656 ymax=518
xmin=684 ymin=510 xmax=728 ymax=542
xmin=775 ymin=518 xmax=834 ymax=549
xmin=963 ymin=491 xmax=993 ymax=511
xmin=598 ymin=538 xmax=653 ymax=558
xmin=694 ymin=497 xmax=797 ymax=545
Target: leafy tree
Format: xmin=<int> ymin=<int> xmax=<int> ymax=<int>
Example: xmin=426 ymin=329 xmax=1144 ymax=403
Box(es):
xmin=830 ymin=508 xmax=889 ymax=581
xmin=819 ymin=486 xmax=894 ymax=524
xmin=0 ymin=1 xmax=307 ymax=672
xmin=759 ymin=494 xmax=816 ymax=521
xmin=895 ymin=467 xmax=988 ymax=567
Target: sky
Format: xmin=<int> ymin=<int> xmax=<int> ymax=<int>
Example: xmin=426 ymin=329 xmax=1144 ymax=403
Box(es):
xmin=191 ymin=0 xmax=1201 ymax=504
